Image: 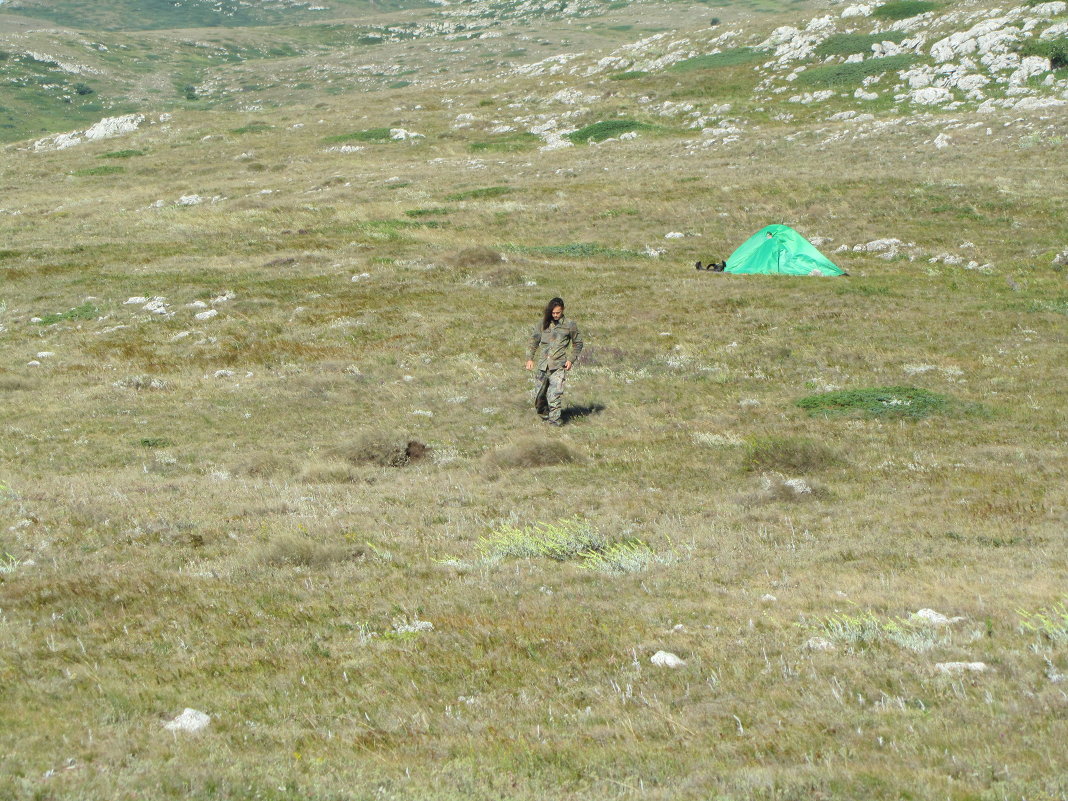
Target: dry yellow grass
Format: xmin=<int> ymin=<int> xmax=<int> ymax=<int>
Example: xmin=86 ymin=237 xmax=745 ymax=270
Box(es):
xmin=1 ymin=0 xmax=1068 ymax=797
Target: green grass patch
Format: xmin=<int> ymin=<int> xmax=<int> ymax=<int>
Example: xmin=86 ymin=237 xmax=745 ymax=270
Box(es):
xmin=479 ymin=518 xmax=607 ymax=562
xmin=404 ymin=207 xmax=450 ymax=218
xmin=1017 ymin=36 xmax=1068 ymax=71
xmin=669 ymin=47 xmax=762 ymax=72
xmin=139 ymin=437 xmax=174 ymax=448
xmin=71 ymin=165 xmax=125 ymax=177
xmin=1017 ymin=597 xmax=1068 ymax=644
xmin=35 ymin=302 xmax=99 ymax=325
xmin=566 ymin=120 xmax=654 ymax=144
xmin=796 ymin=386 xmax=959 ymax=419
xmin=469 ymin=132 xmax=541 ymax=153
xmin=324 ymin=127 xmax=393 ymax=144
xmin=815 ymin=31 xmax=908 ymax=58
xmin=99 ymin=149 xmax=145 ymax=159
xmin=444 ymin=186 xmax=513 ymax=201
xmin=609 ymin=70 xmax=650 ymax=81
xmin=507 ymin=242 xmax=644 ymax=259
xmin=230 ymin=122 xmax=273 ymax=135
xmin=794 ymin=54 xmax=917 ymax=88
xmin=872 ymin=0 xmax=938 ymax=20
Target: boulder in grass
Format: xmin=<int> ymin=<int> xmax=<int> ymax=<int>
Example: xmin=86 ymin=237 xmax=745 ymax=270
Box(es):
xmin=651 ymin=651 xmax=686 ymax=668
xmin=164 ymin=708 xmax=210 ymax=734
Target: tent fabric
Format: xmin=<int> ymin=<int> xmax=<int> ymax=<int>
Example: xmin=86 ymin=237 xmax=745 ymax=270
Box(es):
xmin=724 ymin=224 xmax=845 ymax=276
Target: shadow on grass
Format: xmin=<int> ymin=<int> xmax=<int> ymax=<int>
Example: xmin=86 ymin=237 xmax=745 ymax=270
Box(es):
xmin=562 ymin=402 xmax=606 ymax=423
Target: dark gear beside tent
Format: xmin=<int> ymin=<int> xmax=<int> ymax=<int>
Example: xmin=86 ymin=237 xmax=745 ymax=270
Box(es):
xmin=724 ymin=224 xmax=846 ymax=276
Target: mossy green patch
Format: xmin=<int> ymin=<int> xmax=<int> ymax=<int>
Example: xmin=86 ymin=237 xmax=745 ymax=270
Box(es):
xmin=670 ymin=47 xmax=762 ymax=72
xmin=815 ymin=31 xmax=908 ymax=58
xmin=469 ymin=132 xmax=540 ymax=153
xmin=566 ymin=120 xmax=653 ymax=144
xmin=872 ymin=0 xmax=938 ymax=20
xmin=444 ymin=186 xmax=513 ymax=201
xmin=796 ymin=386 xmax=961 ymax=419
xmin=795 ymin=54 xmax=917 ymax=88
xmin=324 ymin=127 xmax=393 ymax=144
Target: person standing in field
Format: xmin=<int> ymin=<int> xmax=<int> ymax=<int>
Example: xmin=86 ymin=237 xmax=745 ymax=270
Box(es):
xmin=525 ymin=296 xmax=583 ymax=427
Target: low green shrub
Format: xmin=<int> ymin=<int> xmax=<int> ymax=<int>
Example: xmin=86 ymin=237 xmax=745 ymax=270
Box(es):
xmin=324 ymin=127 xmax=392 ymax=144
xmin=469 ymin=132 xmax=540 ymax=152
xmin=230 ymin=122 xmax=272 ymax=134
xmin=795 ymin=54 xmax=916 ymax=88
xmin=566 ymin=120 xmax=652 ymax=144
xmin=815 ymin=31 xmax=908 ymax=58
xmin=670 ymin=48 xmax=761 ymax=72
xmin=72 ymin=165 xmax=124 ymax=177
xmin=36 ymin=301 xmax=98 ymax=325
xmin=872 ymin=0 xmax=938 ymax=20
xmin=99 ymin=149 xmax=144 ymax=159
xmin=1018 ymin=36 xmax=1068 ymax=70
xmin=796 ymin=386 xmax=957 ymax=419
xmin=444 ymin=186 xmax=512 ymax=201
xmin=609 ymin=70 xmax=649 ymax=81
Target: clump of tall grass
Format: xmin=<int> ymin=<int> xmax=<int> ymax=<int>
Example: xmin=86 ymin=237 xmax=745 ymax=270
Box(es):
xmin=580 ymin=540 xmax=672 ymax=574
xmin=331 ymin=434 xmax=428 ymax=468
xmin=479 ymin=518 xmax=607 ymax=561
xmin=811 ymin=609 xmax=950 ymax=652
xmin=483 ymin=437 xmax=583 ymax=469
xmin=443 ymin=246 xmax=503 ymax=268
xmin=741 ymin=436 xmax=839 ymax=473
xmin=260 ymin=533 xmax=355 ymax=567
xmin=1018 ymin=598 xmax=1068 ymax=644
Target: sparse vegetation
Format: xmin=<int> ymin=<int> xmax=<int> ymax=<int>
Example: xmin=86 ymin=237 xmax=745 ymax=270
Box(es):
xmin=0 ymin=0 xmax=1066 ymax=797
xmin=872 ymin=0 xmax=939 ymax=20
xmin=741 ymin=435 xmax=840 ymax=473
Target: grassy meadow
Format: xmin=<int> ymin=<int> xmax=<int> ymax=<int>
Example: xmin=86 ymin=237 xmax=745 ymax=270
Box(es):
xmin=2 ymin=0 xmax=1068 ymax=797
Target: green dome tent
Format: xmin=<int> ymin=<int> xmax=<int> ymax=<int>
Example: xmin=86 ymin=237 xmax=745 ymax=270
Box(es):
xmin=725 ymin=224 xmax=846 ymax=276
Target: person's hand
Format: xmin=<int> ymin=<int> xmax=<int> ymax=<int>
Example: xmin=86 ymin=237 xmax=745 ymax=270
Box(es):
xmin=564 ymin=360 xmax=572 ymax=370
xmin=525 ymin=360 xmax=534 ymax=371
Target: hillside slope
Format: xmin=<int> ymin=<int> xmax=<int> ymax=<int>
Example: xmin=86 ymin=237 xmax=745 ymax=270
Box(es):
xmin=0 ymin=0 xmax=1066 ymax=799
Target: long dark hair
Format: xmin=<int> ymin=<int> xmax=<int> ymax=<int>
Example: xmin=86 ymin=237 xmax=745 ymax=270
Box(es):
xmin=541 ymin=297 xmax=565 ymax=331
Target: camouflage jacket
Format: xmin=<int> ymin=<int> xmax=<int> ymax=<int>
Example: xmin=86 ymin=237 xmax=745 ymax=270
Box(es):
xmin=528 ymin=316 xmax=583 ymax=371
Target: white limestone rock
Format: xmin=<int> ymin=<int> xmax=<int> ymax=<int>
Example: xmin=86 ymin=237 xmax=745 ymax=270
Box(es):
xmin=936 ymin=661 xmax=988 ymax=674
xmin=651 ymin=650 xmax=686 ymax=668
xmin=164 ymin=708 xmax=211 ymax=733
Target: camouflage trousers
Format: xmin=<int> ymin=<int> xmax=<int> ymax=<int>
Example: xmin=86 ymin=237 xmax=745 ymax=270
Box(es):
xmin=533 ymin=369 xmax=567 ymax=423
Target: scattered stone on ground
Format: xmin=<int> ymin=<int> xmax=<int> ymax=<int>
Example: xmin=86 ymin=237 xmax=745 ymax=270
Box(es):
xmin=912 ymin=608 xmax=966 ymax=625
xmin=163 ymin=708 xmax=210 ymax=734
xmin=936 ymin=661 xmax=988 ymax=674
xmin=805 ymin=637 xmax=837 ymax=652
xmin=651 ymin=650 xmax=686 ymax=668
